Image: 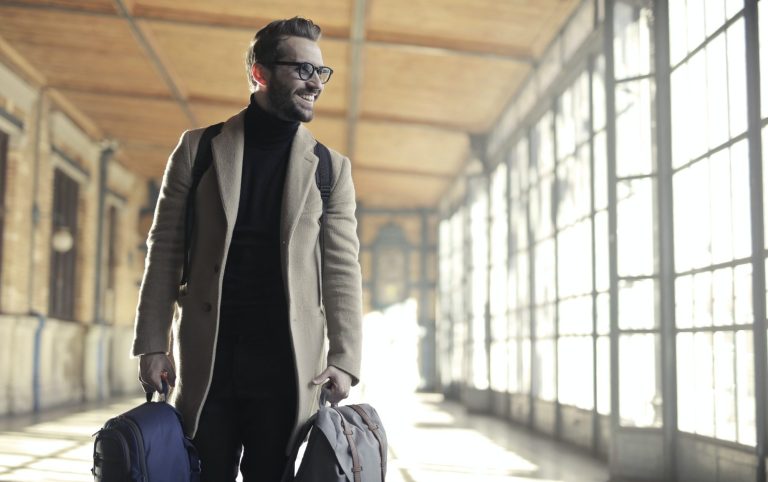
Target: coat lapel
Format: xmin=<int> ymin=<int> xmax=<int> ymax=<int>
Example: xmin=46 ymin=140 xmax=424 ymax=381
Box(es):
xmin=281 ymin=125 xmax=318 ymax=245
xmin=211 ymin=108 xmax=246 ymax=231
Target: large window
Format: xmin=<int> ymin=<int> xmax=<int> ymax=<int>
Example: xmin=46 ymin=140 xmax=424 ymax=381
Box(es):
xmin=489 ymin=163 xmax=509 ymax=392
xmin=468 ymin=180 xmax=489 ymax=390
xmin=614 ymin=2 xmax=662 ymax=428
xmin=0 ymin=130 xmax=7 ymax=308
xmin=531 ymin=113 xmax=557 ymax=402
xmin=556 ymin=71 xmax=595 ymax=411
xmin=669 ymin=0 xmax=755 ymax=446
xmin=49 ymin=169 xmax=79 ymax=320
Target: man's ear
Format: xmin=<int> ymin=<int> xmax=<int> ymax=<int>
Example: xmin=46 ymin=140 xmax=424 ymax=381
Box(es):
xmin=251 ymin=64 xmax=269 ymax=88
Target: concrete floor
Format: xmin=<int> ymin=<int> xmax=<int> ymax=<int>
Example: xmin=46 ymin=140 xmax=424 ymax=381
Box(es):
xmin=0 ymin=391 xmax=608 ymax=481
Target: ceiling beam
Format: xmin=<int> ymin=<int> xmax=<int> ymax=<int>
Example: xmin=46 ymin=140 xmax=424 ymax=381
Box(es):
xmin=345 ymin=0 xmax=368 ymax=158
xmin=112 ymin=0 xmax=197 ymax=127
xmin=0 ymin=2 xmax=536 ymax=64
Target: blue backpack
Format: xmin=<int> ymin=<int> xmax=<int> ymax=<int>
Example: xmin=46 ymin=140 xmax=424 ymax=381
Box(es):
xmin=91 ymin=385 xmax=201 ymax=481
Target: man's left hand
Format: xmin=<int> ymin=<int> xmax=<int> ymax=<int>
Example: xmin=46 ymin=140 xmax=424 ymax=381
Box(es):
xmin=312 ymin=366 xmax=352 ymax=406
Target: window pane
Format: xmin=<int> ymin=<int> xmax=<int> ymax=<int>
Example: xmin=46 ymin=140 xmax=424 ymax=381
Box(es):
xmin=693 ymin=332 xmax=715 ymax=437
xmin=619 ymin=334 xmax=661 ymax=427
xmin=674 ymin=161 xmax=711 ymax=272
xmin=613 ymin=3 xmax=652 ymax=79
xmin=705 ymin=33 xmax=730 ymax=149
xmin=733 ymin=263 xmax=753 ymax=325
xmin=593 ymin=56 xmax=607 ymax=132
xmin=558 ymin=221 xmax=592 ymax=298
xmin=687 ymin=0 xmax=706 ymax=54
xmin=737 ymin=330 xmax=755 ymax=445
xmin=713 ymin=331 xmax=736 ymax=441
xmin=693 ymin=271 xmax=713 ymax=328
xmin=597 ymin=292 xmax=610 ymax=335
xmin=558 ymin=336 xmax=594 ymax=410
xmin=727 ymin=19 xmax=747 ymax=138
xmin=595 ymin=210 xmax=610 ymax=292
xmin=508 ymin=336 xmax=520 ymax=392
xmin=617 ymin=178 xmax=655 ymax=277
xmin=677 ymin=333 xmax=696 ymax=433
xmin=704 ymin=0 xmax=726 ymax=37
xmin=594 ymin=131 xmax=608 ymax=211
xmin=669 ymin=0 xmax=688 ymax=66
xmin=535 ymin=238 xmax=556 ymax=305
xmin=490 ymin=340 xmax=508 ymax=392
xmin=712 ymin=267 xmax=734 ymax=326
xmin=597 ymin=336 xmax=611 ymax=414
xmin=559 ymin=295 xmax=593 ymax=336
xmin=676 ymin=274 xmax=694 ymax=329
xmin=730 ymin=140 xmax=751 ymax=260
xmin=761 ymin=0 xmax=768 ymax=119
xmin=535 ymin=339 xmax=557 ymax=401
xmin=616 ymin=78 xmax=654 ymax=177
xmin=619 ymin=278 xmax=657 ymax=330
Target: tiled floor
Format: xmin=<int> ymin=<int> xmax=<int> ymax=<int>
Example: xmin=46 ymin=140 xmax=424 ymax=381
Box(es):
xmin=0 ymin=392 xmax=608 ymax=481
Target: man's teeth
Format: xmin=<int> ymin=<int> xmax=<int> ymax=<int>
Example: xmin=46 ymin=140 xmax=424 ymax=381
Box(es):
xmin=299 ymin=94 xmax=314 ymax=102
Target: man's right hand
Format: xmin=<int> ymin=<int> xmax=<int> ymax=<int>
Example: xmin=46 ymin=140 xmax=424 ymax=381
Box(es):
xmin=138 ymin=353 xmax=176 ymax=394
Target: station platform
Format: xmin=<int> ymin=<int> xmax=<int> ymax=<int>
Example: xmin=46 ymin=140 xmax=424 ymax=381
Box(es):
xmin=0 ymin=391 xmax=608 ymax=481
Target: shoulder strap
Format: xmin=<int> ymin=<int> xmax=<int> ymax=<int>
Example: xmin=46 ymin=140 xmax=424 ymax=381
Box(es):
xmin=313 ymin=140 xmax=334 ymax=279
xmin=180 ymin=122 xmax=224 ymax=293
xmin=350 ymin=404 xmax=387 ymax=481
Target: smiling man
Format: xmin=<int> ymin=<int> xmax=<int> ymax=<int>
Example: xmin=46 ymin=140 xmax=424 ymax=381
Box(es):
xmin=131 ymin=17 xmax=363 ymax=481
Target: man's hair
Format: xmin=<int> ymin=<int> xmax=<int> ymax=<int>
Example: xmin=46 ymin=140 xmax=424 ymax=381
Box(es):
xmin=245 ymin=17 xmax=322 ymax=92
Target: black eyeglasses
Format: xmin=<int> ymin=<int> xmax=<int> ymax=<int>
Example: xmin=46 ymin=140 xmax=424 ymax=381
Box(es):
xmin=268 ymin=61 xmax=333 ymax=84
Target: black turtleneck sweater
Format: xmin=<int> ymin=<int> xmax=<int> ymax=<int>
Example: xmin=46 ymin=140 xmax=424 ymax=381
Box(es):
xmin=219 ymin=96 xmax=299 ymax=337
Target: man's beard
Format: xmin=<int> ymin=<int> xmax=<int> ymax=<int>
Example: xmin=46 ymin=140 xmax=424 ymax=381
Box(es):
xmin=267 ymin=81 xmax=317 ymax=123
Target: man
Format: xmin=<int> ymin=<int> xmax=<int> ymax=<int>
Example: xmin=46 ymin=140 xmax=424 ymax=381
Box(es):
xmin=131 ymin=17 xmax=363 ymax=481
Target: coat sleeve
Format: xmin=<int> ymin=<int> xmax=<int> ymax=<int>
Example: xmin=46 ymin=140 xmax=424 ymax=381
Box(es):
xmin=131 ymin=131 xmax=193 ymax=356
xmin=322 ymin=155 xmax=363 ymax=385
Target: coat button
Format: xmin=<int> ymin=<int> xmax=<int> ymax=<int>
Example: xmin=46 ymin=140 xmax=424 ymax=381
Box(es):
xmin=202 ymin=302 xmax=212 ymax=312
xmin=213 ymin=264 xmax=220 ymax=274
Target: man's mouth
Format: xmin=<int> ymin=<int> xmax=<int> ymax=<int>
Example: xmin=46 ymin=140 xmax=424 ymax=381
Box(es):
xmin=297 ymin=92 xmax=318 ymax=106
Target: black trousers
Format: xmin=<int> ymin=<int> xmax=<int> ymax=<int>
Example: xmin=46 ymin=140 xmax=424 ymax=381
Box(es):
xmin=193 ymin=330 xmax=297 ymax=482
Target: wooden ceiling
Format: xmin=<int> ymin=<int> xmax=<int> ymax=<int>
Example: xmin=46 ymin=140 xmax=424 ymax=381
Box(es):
xmin=0 ymin=0 xmax=580 ymax=208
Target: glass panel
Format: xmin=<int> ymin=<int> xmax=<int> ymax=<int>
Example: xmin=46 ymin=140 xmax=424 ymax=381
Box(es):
xmin=677 ymin=332 xmax=696 ymax=433
xmin=614 ymin=3 xmax=652 ymax=79
xmin=522 ymin=338 xmax=532 ymax=394
xmin=669 ymin=0 xmax=688 ymax=66
xmin=597 ymin=336 xmax=611 ymax=414
xmin=558 ymin=221 xmax=593 ymax=298
xmin=733 ymin=262 xmax=753 ymax=325
xmin=727 ymin=19 xmax=747 ymax=138
xmin=712 ymin=267 xmax=734 ymax=326
xmin=704 ymin=0 xmax=726 ymax=38
xmin=693 ymin=332 xmax=715 ymax=437
xmin=596 ymin=292 xmax=610 ymax=335
xmin=705 ymin=33 xmax=730 ymax=149
xmin=671 ymin=60 xmax=692 ymax=169
xmin=737 ymin=330 xmax=755 ymax=445
xmin=595 ymin=210 xmax=610 ymax=292
xmin=535 ymin=238 xmax=557 ymax=305
xmin=725 ymin=0 xmax=744 ymax=21
xmin=508 ymin=336 xmax=520 ymax=392
xmin=730 ymin=140 xmax=751 ymax=260
xmin=687 ymin=0 xmax=707 ymax=55
xmin=674 ymin=160 xmax=711 ymax=272
xmin=558 ymin=336 xmax=594 ymax=410
xmin=532 ymin=113 xmax=555 ymax=177
xmin=761 ymin=0 xmax=768 ymax=119
xmin=616 ymin=78 xmax=654 ymax=177
xmin=676 ymin=274 xmax=694 ymax=329
xmin=490 ymin=340 xmax=508 ymax=392
xmin=709 ymin=149 xmax=734 ymax=264
xmin=594 ymin=131 xmax=608 ymax=211
xmin=713 ymin=331 xmax=736 ymax=441
xmin=536 ymin=303 xmax=556 ymax=339
xmin=693 ymin=270 xmax=713 ymax=328
xmin=470 ymin=189 xmax=489 ymax=390
xmin=617 ymin=178 xmax=655 ymax=277
xmin=619 ymin=278 xmax=657 ymax=330
xmin=535 ymin=338 xmax=557 ymax=401
xmin=559 ymin=295 xmax=593 ymax=336
xmin=593 ymin=55 xmax=607 ymax=132
xmin=619 ymin=334 xmax=662 ymax=427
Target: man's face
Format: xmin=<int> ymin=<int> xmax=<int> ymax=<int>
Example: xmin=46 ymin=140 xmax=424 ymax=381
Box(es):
xmin=262 ymin=36 xmax=325 ymax=122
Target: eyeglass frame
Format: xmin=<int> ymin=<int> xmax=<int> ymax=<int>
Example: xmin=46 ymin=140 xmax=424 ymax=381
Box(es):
xmin=266 ymin=61 xmax=334 ymax=84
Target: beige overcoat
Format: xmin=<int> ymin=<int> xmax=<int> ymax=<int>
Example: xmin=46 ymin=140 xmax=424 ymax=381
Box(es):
xmin=131 ymin=107 xmax=363 ymax=450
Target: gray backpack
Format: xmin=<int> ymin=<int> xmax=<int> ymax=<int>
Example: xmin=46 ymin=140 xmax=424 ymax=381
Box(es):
xmin=282 ymin=404 xmax=387 ymax=482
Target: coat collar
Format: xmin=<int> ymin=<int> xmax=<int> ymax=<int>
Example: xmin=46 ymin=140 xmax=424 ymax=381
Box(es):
xmin=210 ymin=107 xmax=319 ymax=245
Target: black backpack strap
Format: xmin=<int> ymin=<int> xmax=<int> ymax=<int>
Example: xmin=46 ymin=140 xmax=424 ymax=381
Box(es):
xmin=313 ymin=141 xmax=334 ymax=282
xmin=180 ymin=122 xmax=224 ymax=295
